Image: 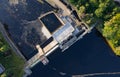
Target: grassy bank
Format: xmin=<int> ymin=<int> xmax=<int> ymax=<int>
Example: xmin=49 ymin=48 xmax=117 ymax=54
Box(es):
xmin=0 ymin=33 xmax=25 ymax=77
xmin=107 ymin=40 xmax=116 ymax=53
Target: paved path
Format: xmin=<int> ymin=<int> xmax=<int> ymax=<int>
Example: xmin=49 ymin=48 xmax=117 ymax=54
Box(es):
xmin=0 ymin=22 xmax=26 ymax=61
xmin=46 ymin=0 xmax=71 ymax=16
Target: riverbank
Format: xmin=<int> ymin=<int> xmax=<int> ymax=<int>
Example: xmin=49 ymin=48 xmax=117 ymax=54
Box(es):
xmin=68 ymin=0 xmax=120 ymax=56
xmin=92 ymin=22 xmax=119 ymax=57
xmin=96 ymin=28 xmax=117 ymax=55
xmin=97 ymin=29 xmax=120 ymax=56
xmin=0 ymin=33 xmax=25 ymax=77
xmin=29 ymin=28 xmax=120 ymax=77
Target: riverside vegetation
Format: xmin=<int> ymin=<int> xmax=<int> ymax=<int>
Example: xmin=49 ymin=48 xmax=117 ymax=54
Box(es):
xmin=0 ymin=33 xmax=25 ymax=77
xmin=69 ymin=0 xmax=120 ymax=56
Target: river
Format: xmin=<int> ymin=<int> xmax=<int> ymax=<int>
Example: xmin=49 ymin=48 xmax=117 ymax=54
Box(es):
xmin=0 ymin=0 xmax=120 ymax=77
xmin=28 ymin=29 xmax=120 ymax=77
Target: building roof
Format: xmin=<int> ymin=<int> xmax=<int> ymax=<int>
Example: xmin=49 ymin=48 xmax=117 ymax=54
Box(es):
xmin=53 ymin=22 xmax=75 ymax=43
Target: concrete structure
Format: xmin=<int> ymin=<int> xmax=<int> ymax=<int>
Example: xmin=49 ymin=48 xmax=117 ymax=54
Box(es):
xmin=22 ymin=1 xmax=93 ymax=77
xmin=25 ymin=1 xmax=91 ymax=76
xmin=114 ymin=0 xmax=120 ymax=3
xmin=46 ymin=0 xmax=71 ymax=16
xmin=26 ymin=11 xmax=89 ymax=68
xmin=0 ymin=64 xmax=5 ymax=74
xmin=0 ymin=22 xmax=27 ymax=61
xmin=9 ymin=0 xmax=19 ymax=5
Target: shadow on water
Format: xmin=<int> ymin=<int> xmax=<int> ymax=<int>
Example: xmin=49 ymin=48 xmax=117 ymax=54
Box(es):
xmin=0 ymin=0 xmax=54 ymax=59
xmin=29 ymin=29 xmax=120 ymax=77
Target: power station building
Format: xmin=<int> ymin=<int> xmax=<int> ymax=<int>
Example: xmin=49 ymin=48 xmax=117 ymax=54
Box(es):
xmin=27 ymin=11 xmax=89 ymax=67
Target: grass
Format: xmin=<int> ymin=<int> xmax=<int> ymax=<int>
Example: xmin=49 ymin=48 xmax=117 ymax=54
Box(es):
xmin=105 ymin=39 xmax=120 ymax=56
xmin=107 ymin=40 xmax=120 ymax=56
xmin=0 ymin=33 xmax=25 ymax=77
xmin=106 ymin=40 xmax=116 ymax=53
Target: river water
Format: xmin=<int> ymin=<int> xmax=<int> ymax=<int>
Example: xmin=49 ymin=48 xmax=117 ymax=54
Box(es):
xmin=28 ymin=29 xmax=120 ymax=77
xmin=0 ymin=0 xmax=120 ymax=77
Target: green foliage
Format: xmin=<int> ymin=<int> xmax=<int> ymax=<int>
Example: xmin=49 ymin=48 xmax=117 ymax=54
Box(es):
xmin=116 ymin=47 xmax=120 ymax=55
xmin=69 ymin=0 xmax=120 ymax=55
xmin=95 ymin=0 xmax=114 ymax=19
xmin=70 ymin=0 xmax=118 ymax=20
xmin=0 ymin=73 xmax=7 ymax=77
xmin=0 ymin=45 xmax=9 ymax=52
xmin=95 ymin=7 xmax=104 ymax=18
xmin=113 ymin=7 xmax=120 ymax=14
xmin=0 ymin=33 xmax=25 ymax=77
xmin=78 ymin=5 xmax=86 ymax=14
xmin=69 ymin=0 xmax=78 ymax=4
xmin=89 ymin=0 xmax=98 ymax=7
xmin=0 ymin=51 xmax=25 ymax=77
xmin=0 ymin=34 xmax=10 ymax=53
xmin=103 ymin=13 xmax=120 ymax=47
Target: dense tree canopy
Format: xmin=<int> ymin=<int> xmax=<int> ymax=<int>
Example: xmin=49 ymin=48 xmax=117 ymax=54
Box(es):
xmin=103 ymin=13 xmax=120 ymax=47
xmin=69 ymin=0 xmax=120 ymax=55
xmin=70 ymin=0 xmax=120 ymax=20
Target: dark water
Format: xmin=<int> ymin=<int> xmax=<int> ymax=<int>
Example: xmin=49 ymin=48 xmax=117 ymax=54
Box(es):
xmin=40 ymin=13 xmax=63 ymax=33
xmin=28 ymin=29 xmax=120 ymax=77
xmin=0 ymin=0 xmax=54 ymax=59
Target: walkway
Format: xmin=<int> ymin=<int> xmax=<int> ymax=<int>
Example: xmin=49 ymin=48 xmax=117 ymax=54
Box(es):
xmin=46 ymin=0 xmax=71 ymax=16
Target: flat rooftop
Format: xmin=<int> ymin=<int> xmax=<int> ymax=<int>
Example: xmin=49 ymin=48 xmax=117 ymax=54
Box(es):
xmin=40 ymin=13 xmax=63 ymax=33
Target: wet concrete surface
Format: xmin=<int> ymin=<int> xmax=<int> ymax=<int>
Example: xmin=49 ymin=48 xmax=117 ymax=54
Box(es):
xmin=0 ymin=0 xmax=54 ymax=59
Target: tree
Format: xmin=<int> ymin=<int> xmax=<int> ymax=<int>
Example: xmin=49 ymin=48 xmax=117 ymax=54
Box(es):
xmin=95 ymin=8 xmax=104 ymax=18
xmin=112 ymin=7 xmax=120 ymax=15
xmin=103 ymin=13 xmax=120 ymax=46
xmin=95 ymin=2 xmax=108 ymax=18
xmin=89 ymin=0 xmax=99 ymax=8
xmin=69 ymin=0 xmax=78 ymax=4
xmin=0 ymin=45 xmax=9 ymax=52
xmin=78 ymin=5 xmax=86 ymax=14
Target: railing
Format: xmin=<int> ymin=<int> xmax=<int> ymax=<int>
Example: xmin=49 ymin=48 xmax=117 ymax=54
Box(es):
xmin=26 ymin=52 xmax=42 ymax=68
